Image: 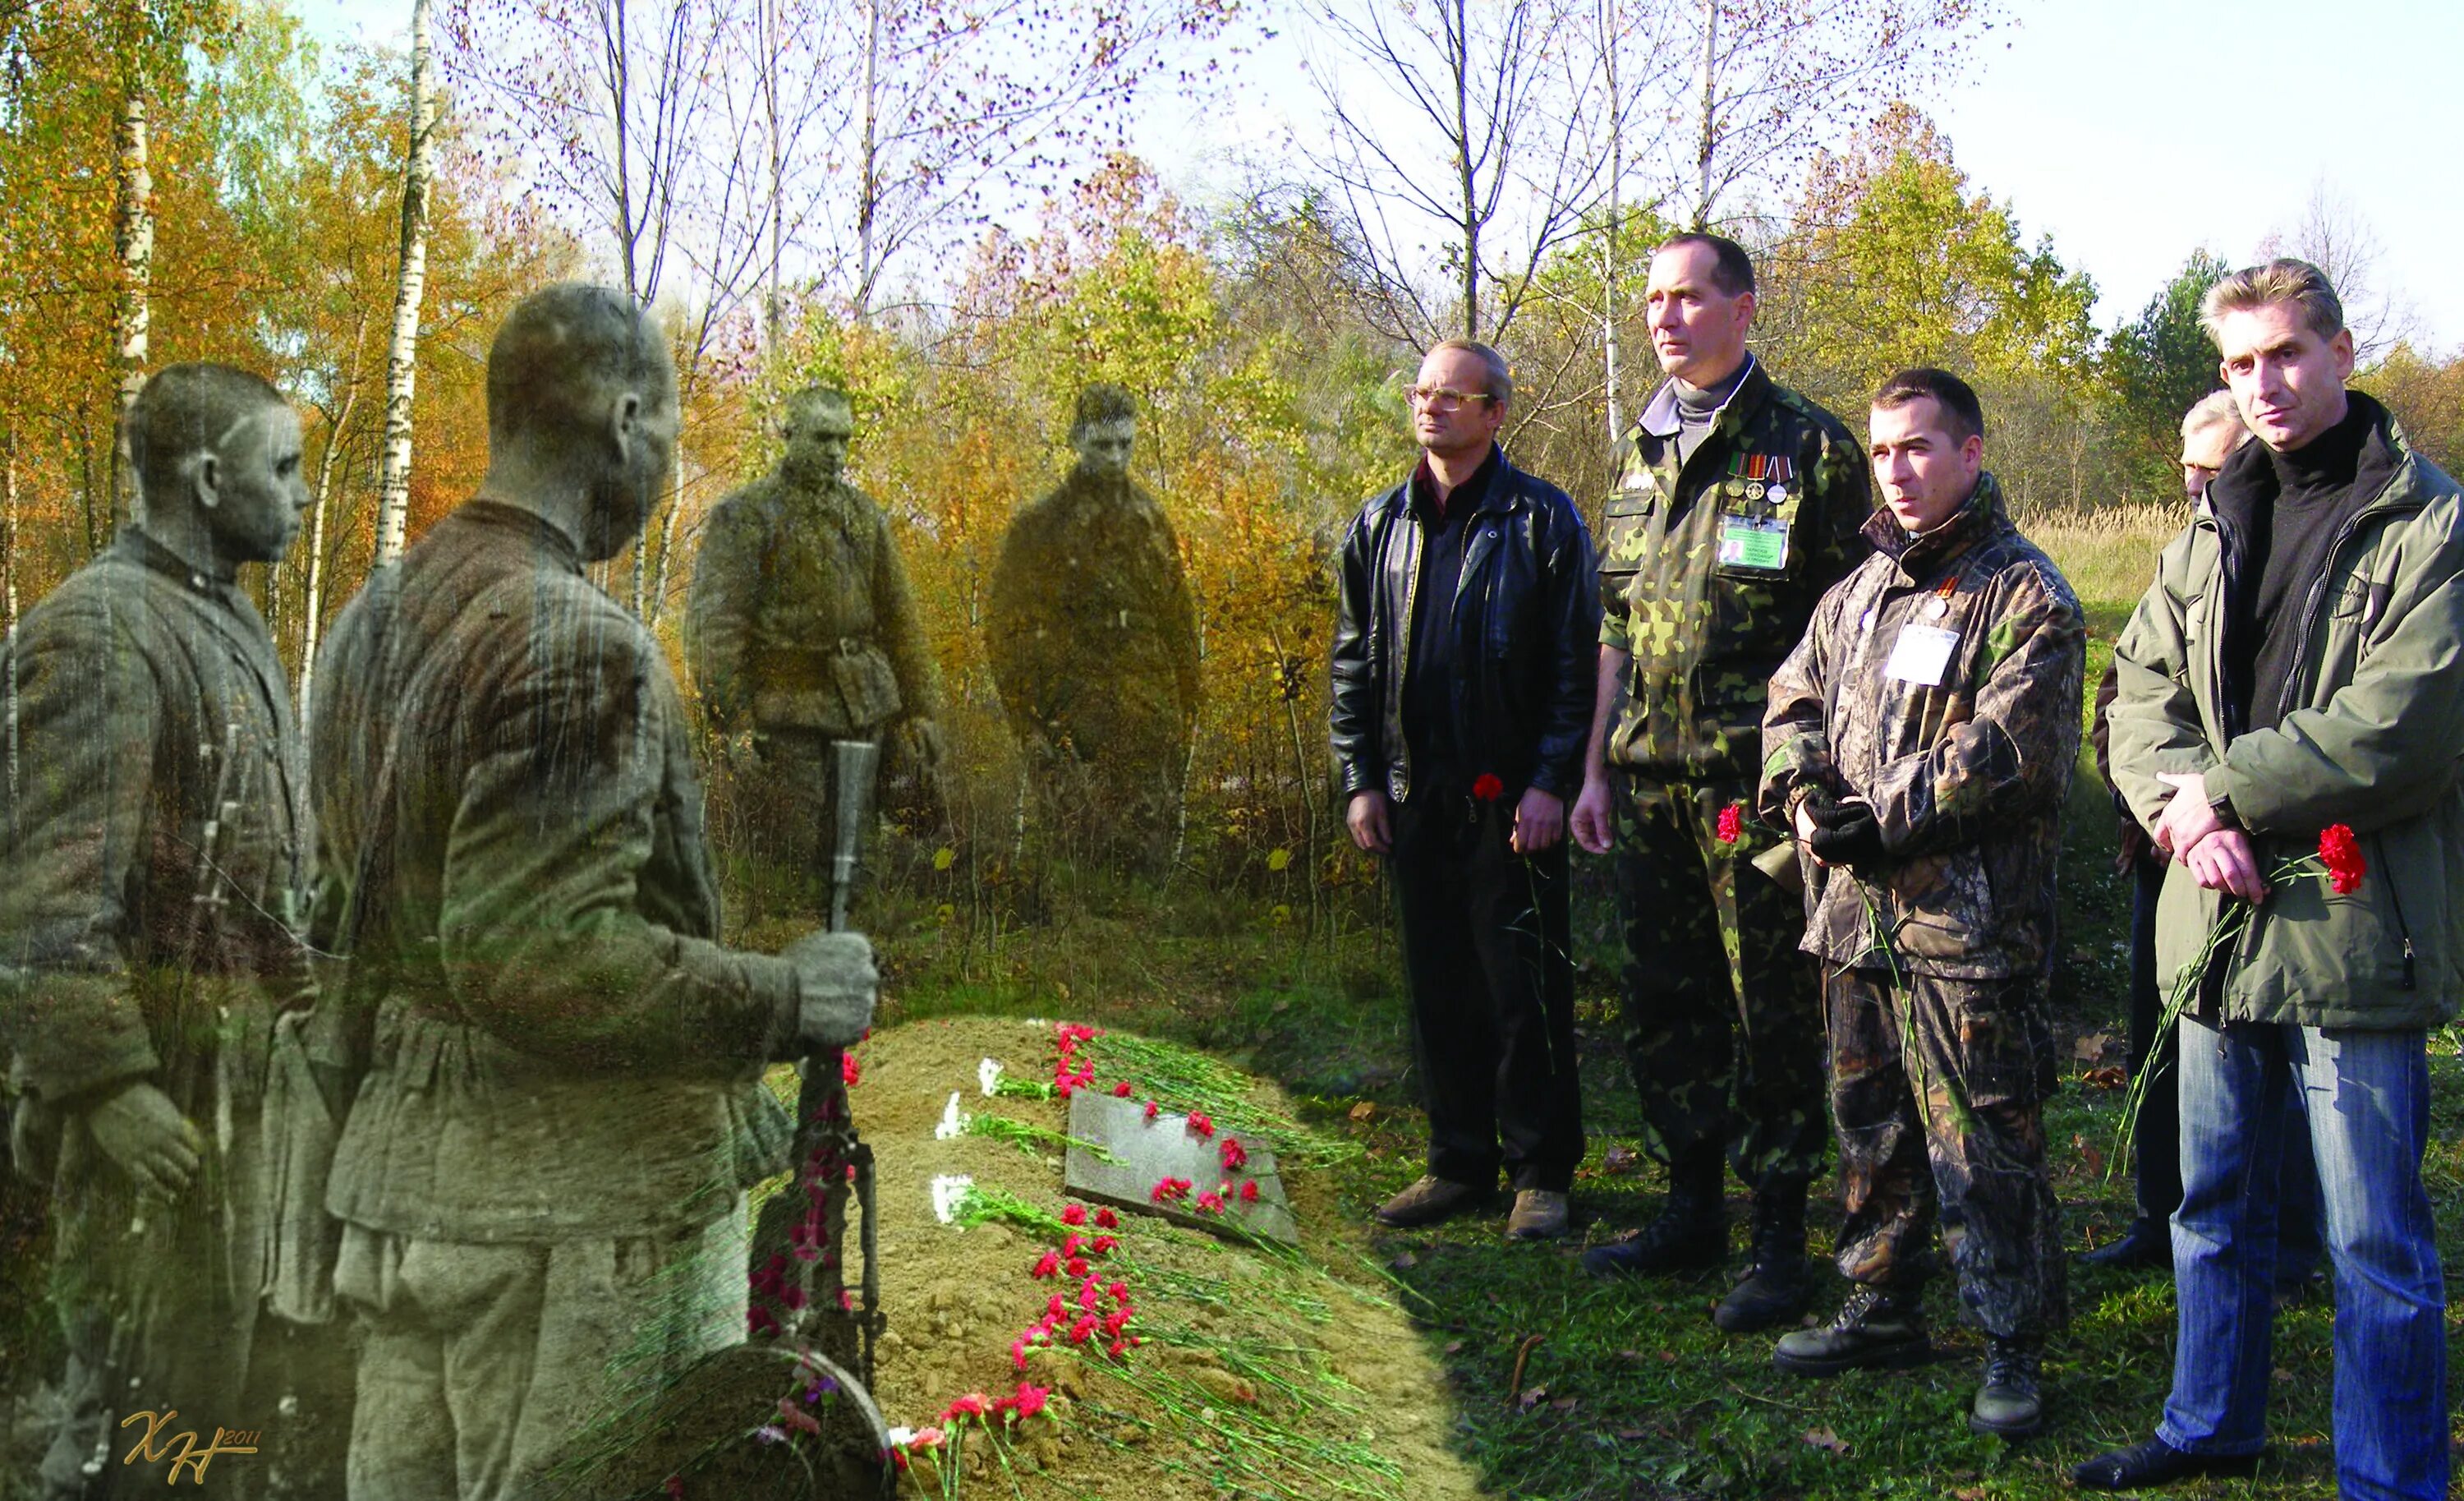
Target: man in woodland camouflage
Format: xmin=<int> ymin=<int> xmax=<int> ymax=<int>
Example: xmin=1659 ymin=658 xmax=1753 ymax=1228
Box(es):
xmin=0 ymin=364 xmax=312 ymax=1495
xmin=1571 ymin=233 xmax=1870 ymax=1333
xmin=309 ymin=287 xmax=877 ymax=1500
xmin=987 ymin=384 xmax=1201 ymax=873
xmin=686 ymin=386 xmax=942 ymax=917
xmin=1761 ymin=369 xmax=2081 ymax=1439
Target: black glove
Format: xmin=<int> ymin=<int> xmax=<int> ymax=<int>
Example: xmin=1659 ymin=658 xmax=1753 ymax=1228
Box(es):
xmin=1803 ymin=793 xmax=1887 ymax=868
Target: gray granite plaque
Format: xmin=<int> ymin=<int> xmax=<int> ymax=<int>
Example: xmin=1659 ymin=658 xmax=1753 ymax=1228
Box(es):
xmin=1064 ymin=1091 xmax=1300 ymax=1245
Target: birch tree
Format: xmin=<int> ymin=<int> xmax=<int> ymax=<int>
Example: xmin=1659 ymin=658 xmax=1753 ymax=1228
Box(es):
xmin=372 ymin=0 xmax=439 ymax=569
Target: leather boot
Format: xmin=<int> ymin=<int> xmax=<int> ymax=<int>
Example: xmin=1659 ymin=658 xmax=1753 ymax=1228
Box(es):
xmin=1714 ymin=1175 xmax=1814 ymax=1332
xmin=1581 ymin=1144 xmax=1725 ymax=1277
xmin=1772 ymin=1284 xmax=1929 ymax=1375
xmin=1970 ymin=1335 xmax=2044 ymax=1438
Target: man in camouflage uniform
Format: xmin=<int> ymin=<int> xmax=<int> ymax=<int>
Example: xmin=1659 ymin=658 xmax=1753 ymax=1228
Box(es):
xmin=0 ymin=364 xmax=313 ymax=1495
xmin=1572 ymin=233 xmax=1870 ymax=1332
xmin=310 ymin=287 xmax=878 ymax=1500
xmin=987 ymin=384 xmax=1200 ymax=873
xmin=1760 ymin=368 xmax=2082 ymax=1440
xmin=685 ymin=386 xmax=942 ymax=919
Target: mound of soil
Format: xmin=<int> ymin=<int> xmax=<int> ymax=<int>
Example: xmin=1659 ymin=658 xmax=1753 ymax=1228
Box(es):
xmin=844 ymin=1015 xmax=1482 ymax=1500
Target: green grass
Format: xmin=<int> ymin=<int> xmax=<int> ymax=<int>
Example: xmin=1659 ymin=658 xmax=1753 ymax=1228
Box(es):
xmin=853 ymin=509 xmax=2464 ymax=1498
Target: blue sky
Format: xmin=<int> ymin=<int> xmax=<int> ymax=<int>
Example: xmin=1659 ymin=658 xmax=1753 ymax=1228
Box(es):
xmin=307 ymin=0 xmax=2459 ymax=350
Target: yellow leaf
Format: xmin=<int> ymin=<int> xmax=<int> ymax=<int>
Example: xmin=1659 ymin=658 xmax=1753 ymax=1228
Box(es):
xmin=933 ymin=846 xmax=956 ymax=872
xmin=1266 ymin=847 xmax=1290 ymax=872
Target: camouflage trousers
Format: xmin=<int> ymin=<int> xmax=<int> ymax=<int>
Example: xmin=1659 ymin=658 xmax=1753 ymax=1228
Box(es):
xmin=1608 ymin=773 xmax=1828 ymax=1185
xmin=1827 ymin=965 xmax=2066 ymax=1339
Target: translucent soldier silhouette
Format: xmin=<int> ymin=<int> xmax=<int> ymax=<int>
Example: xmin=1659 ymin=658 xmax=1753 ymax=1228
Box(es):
xmin=684 ymin=387 xmax=942 ymax=920
xmin=305 ymin=286 xmax=876 ymax=1500
xmin=986 ymin=384 xmax=1200 ymax=873
xmin=0 ymin=364 xmax=313 ymax=1496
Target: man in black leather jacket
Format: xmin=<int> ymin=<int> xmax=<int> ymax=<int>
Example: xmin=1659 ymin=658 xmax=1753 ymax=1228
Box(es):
xmin=1331 ymin=338 xmax=1599 ymax=1241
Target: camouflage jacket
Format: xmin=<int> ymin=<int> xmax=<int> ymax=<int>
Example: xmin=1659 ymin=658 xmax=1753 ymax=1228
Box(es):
xmin=1600 ymin=356 xmax=1871 ymax=782
xmin=986 ymin=468 xmax=1200 ymax=747
xmin=312 ymin=501 xmax=795 ymax=1242
xmin=1 ymin=528 xmax=309 ymax=1117
xmin=684 ymin=471 xmax=939 ymax=739
xmin=1760 ymin=476 xmax=2085 ymax=978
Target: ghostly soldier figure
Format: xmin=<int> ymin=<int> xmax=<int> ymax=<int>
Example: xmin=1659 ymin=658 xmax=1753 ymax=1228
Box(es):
xmin=685 ymin=387 xmax=941 ymax=919
xmin=0 ymin=364 xmax=312 ymax=1495
xmin=308 ymin=286 xmax=877 ymax=1501
xmin=987 ymin=384 xmax=1201 ymax=872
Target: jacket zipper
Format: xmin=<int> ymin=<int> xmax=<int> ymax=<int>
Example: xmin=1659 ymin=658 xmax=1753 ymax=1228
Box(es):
xmin=1392 ymin=502 xmax=1423 ymax=803
xmin=2222 ymin=481 xmax=2424 ymax=989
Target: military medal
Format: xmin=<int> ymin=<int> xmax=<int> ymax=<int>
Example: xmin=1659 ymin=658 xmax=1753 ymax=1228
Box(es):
xmin=1765 ymin=454 xmax=1791 ymax=506
xmin=1927 ymin=597 xmax=1949 ymax=619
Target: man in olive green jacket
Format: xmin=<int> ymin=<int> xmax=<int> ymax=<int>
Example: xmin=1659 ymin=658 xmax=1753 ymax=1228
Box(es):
xmin=2087 ymin=260 xmax=2456 ymax=1499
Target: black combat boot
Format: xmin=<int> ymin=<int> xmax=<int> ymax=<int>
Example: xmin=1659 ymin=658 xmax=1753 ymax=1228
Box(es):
xmin=1713 ymin=1175 xmax=1814 ymax=1332
xmin=1970 ymin=1335 xmax=2045 ymax=1438
xmin=1772 ymin=1283 xmax=1929 ymax=1375
xmin=1581 ymin=1144 xmax=1725 ymax=1278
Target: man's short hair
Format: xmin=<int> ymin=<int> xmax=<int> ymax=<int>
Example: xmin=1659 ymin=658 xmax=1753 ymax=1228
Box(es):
xmin=2198 ymin=259 xmax=2345 ymax=346
xmin=1872 ymin=367 xmax=1985 ymax=444
xmin=1072 ymin=383 xmax=1138 ymax=433
xmin=2181 ymin=389 xmax=2250 ymax=447
xmin=1425 ymin=338 xmax=1514 ymax=408
xmin=1653 ymin=232 xmax=1756 ymax=297
xmin=786 ymin=386 xmax=855 ymax=435
xmin=125 ymin=362 xmax=288 ymax=509
xmin=486 ymin=283 xmax=671 ymax=446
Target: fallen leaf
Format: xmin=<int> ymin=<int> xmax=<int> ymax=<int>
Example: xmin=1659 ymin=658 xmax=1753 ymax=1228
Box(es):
xmin=1657 ymin=1351 xmax=1678 ymax=1365
xmin=1953 ymin=1489 xmax=1990 ymax=1500
xmin=1613 ymin=1427 xmax=1651 ymax=1441
xmin=1801 ymin=1426 xmax=1850 ymax=1456
xmin=1613 ymin=1348 xmax=1644 ymax=1362
xmin=1390 ymin=1251 xmax=1418 ymax=1270
xmin=1550 ymin=1397 xmax=1579 ymax=1412
xmin=2073 ymin=1031 xmax=2115 ymax=1061
xmin=1349 ymin=1101 xmax=1377 ymax=1123
xmin=1516 ymin=1384 xmax=1547 ymax=1412
xmin=1602 ymin=1144 xmax=1640 ymax=1173
xmin=2081 ymin=1066 xmax=2129 ymax=1091
xmin=1444 ymin=1340 xmax=1464 ymax=1356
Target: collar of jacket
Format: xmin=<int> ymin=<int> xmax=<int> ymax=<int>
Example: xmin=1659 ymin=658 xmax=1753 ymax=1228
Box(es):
xmin=456 ymin=496 xmax=587 ymax=576
xmin=2202 ymin=389 xmax=2405 ymax=545
xmin=1386 ymin=444 xmax=1526 ymax=520
xmin=1638 ymin=351 xmax=1761 ymax=440
xmin=1630 ymin=354 xmax=1774 ymax=457
xmin=112 ymin=523 xmax=243 ymax=606
xmin=1861 ymin=471 xmax=2004 ymax=579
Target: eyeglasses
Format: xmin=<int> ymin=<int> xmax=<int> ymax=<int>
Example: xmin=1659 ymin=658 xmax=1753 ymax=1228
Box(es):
xmin=1406 ymin=385 xmax=1498 ymax=410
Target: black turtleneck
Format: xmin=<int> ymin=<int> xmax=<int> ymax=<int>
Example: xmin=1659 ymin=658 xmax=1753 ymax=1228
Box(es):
xmin=2242 ymin=398 xmax=2371 ymax=730
xmin=1401 ymin=446 xmax=1500 ymax=779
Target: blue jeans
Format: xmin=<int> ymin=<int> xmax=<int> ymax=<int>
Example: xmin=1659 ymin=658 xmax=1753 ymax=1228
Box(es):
xmin=2159 ymin=1018 xmax=2448 ymax=1501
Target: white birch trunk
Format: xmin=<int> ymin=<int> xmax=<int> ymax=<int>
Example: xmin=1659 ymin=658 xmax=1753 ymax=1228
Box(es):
xmin=374 ymin=0 xmax=438 ymax=567
xmin=297 ymin=375 xmax=362 ymax=739
xmin=109 ymin=90 xmax=151 ymax=532
xmin=4 ymin=427 xmax=19 ymax=817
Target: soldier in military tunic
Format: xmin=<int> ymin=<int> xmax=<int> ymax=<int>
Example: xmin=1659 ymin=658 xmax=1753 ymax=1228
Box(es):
xmin=0 ymin=364 xmax=313 ymax=1494
xmin=1571 ymin=234 xmax=1871 ymax=1333
xmin=309 ymin=288 xmax=878 ymax=1501
xmin=1760 ymin=369 xmax=2081 ymax=1440
xmin=684 ymin=386 xmax=942 ymax=918
xmin=986 ymin=384 xmax=1200 ymax=873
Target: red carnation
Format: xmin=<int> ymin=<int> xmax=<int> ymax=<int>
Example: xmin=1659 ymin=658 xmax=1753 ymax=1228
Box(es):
xmin=1472 ymin=772 xmax=1506 ymax=802
xmin=1066 ymin=1256 xmax=1090 ymax=1278
xmin=1142 ymin=1101 xmax=1159 ymax=1121
xmin=1187 ymin=1110 xmax=1215 ymax=1139
xmin=2319 ymin=823 xmax=2365 ymax=895
xmin=1095 ymin=1207 xmax=1119 ymax=1228
xmin=1061 ymin=1203 xmax=1088 ymax=1227
xmin=1013 ymin=1381 xmax=1050 ymax=1420
xmin=1031 ymin=1250 xmax=1061 ymax=1279
xmin=1220 ymin=1137 xmax=1248 ymax=1170
xmin=1112 ymin=1080 xmax=1133 ymax=1097
xmin=1239 ymin=1181 xmax=1259 ymax=1204
xmin=1089 ymin=1234 xmax=1117 ymax=1255
xmin=1716 ymin=801 xmax=1745 ymax=845
xmin=840 ymin=1052 xmax=862 ymax=1086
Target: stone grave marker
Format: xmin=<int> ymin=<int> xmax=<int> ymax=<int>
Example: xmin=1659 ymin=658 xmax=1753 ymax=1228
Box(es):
xmin=1063 ymin=1091 xmax=1299 ymax=1245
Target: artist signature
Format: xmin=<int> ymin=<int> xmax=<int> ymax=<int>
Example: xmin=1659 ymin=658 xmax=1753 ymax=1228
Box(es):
xmin=120 ymin=1409 xmax=261 ymax=1485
